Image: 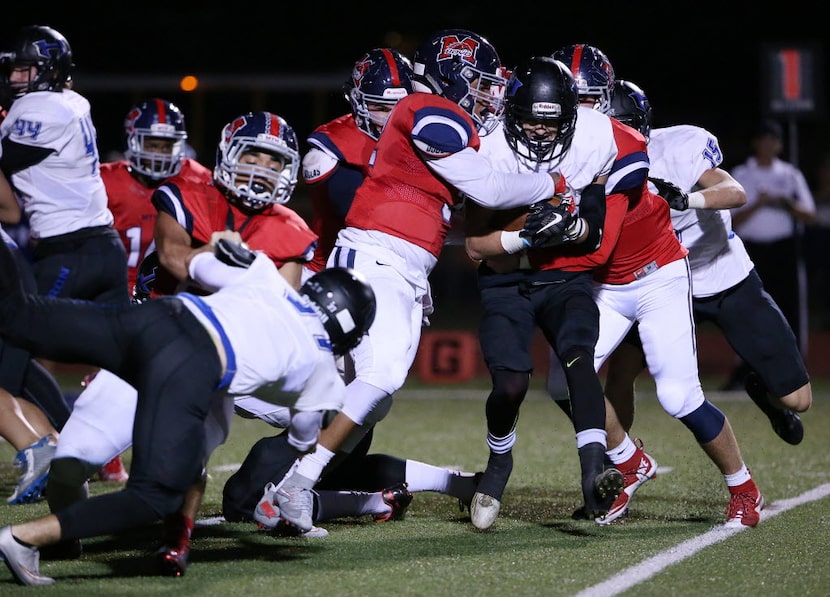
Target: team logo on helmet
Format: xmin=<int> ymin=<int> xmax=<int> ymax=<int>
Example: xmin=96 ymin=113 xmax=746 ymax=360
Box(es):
xmin=351 ymin=54 xmax=373 ymax=86
xmin=33 ymin=38 xmax=68 ymax=61
xmin=438 ymin=35 xmax=479 ymax=65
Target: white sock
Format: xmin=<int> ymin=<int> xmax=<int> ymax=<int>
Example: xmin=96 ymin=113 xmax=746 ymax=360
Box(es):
xmin=724 ymin=464 xmax=751 ymax=487
xmin=606 ymin=434 xmax=636 ymax=464
xmin=295 ymin=445 xmax=336 ymax=482
xmin=575 ymin=428 xmax=607 ymax=449
xmin=405 ymin=460 xmax=477 ymax=499
xmin=315 ymin=490 xmax=386 ymax=521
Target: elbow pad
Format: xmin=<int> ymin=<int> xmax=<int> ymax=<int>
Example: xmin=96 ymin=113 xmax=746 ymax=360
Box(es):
xmin=579 ymin=184 xmax=606 ymax=250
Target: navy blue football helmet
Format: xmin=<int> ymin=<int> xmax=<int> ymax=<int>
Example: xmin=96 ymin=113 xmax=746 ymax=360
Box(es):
xmin=124 ymin=98 xmax=188 ymax=180
xmin=301 ymin=267 xmax=377 ymax=356
xmin=214 ymin=112 xmax=300 ymax=212
xmin=346 ymin=48 xmax=414 ymax=140
xmin=0 ymin=25 xmax=73 ymax=100
xmin=608 ymin=80 xmax=653 ymax=141
xmin=504 ymin=57 xmax=579 ymax=165
xmin=551 ymin=44 xmax=615 ymax=113
xmin=412 ymin=29 xmax=507 ymax=133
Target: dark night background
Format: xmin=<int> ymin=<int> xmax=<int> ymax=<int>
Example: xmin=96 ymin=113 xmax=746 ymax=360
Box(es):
xmin=4 ymin=3 xmax=830 ymax=338
xmin=4 ymin=3 xmax=828 ymax=175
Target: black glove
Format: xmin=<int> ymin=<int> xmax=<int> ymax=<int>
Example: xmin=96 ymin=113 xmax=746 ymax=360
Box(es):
xmin=215 ymin=239 xmax=257 ymax=268
xmin=132 ymin=251 xmax=160 ymax=303
xmin=520 ymin=201 xmax=577 ymax=248
xmin=649 ymin=176 xmax=689 ymax=211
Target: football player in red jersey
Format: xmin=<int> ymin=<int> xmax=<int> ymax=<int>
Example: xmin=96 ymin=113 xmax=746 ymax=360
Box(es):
xmin=549 ymin=45 xmax=764 ymax=529
xmin=104 ymin=98 xmax=211 ymax=293
xmin=229 ymin=49 xmax=482 ymax=530
xmin=261 ymin=29 xmax=568 ymax=534
xmin=302 ymin=47 xmax=414 ymax=277
xmin=94 ymin=99 xmax=213 ymax=483
xmin=35 ymin=111 xmax=318 ymax=575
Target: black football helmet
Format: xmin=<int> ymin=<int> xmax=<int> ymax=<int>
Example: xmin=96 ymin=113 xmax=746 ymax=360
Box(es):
xmin=214 ymin=111 xmax=300 ymax=213
xmin=551 ymin=44 xmax=615 ymax=113
xmin=608 ymin=80 xmax=653 ymax=141
xmin=345 ymin=48 xmax=414 ymax=140
xmin=0 ymin=25 xmax=73 ymax=100
xmin=124 ymin=98 xmax=188 ymax=180
xmin=504 ymin=57 xmax=579 ymax=165
xmin=301 ymin=267 xmax=377 ymax=356
xmin=412 ymin=29 xmax=507 ymax=133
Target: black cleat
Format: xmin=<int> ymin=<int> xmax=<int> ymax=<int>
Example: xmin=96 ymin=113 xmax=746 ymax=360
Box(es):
xmin=375 ymin=482 xmax=413 ymax=522
xmin=156 ymin=545 xmax=188 ymax=577
xmin=745 ymin=372 xmax=804 ymax=445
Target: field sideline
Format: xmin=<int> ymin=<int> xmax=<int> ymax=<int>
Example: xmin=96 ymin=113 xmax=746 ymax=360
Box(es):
xmin=0 ymin=384 xmax=827 ymax=595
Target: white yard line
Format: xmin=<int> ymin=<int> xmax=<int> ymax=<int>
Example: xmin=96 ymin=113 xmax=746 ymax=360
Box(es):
xmin=573 ymin=483 xmax=830 ymax=597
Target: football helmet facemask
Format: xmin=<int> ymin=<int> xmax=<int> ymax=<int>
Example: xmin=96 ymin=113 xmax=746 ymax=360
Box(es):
xmin=214 ymin=111 xmax=300 ymax=213
xmin=551 ymin=43 xmax=615 ymax=113
xmin=412 ymin=29 xmax=507 ymax=133
xmin=301 ymin=267 xmax=377 ymax=356
xmin=608 ymin=80 xmax=653 ymax=141
xmin=504 ymin=57 xmax=579 ymax=165
xmin=0 ymin=25 xmax=73 ymax=100
xmin=346 ymin=48 xmax=414 ymax=140
xmin=124 ymin=98 xmax=188 ymax=180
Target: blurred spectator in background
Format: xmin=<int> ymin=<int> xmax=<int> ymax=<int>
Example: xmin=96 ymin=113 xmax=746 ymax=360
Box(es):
xmin=724 ymin=120 xmax=816 ymax=390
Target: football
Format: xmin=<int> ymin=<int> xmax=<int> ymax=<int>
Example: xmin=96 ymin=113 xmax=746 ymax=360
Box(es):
xmin=489 ymin=195 xmax=563 ymax=232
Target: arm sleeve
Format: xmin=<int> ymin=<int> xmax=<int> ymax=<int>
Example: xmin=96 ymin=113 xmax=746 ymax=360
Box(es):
xmin=187 ymin=251 xmax=249 ymax=292
xmin=325 ymin=165 xmax=364 ymax=218
xmin=426 ymin=147 xmax=555 ymax=209
xmin=0 ymin=137 xmax=54 ymax=175
xmin=577 ymin=183 xmax=606 ymax=250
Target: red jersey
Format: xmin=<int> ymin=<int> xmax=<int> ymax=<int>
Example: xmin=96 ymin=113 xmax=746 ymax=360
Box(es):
xmin=596 ymin=185 xmax=688 ymax=284
xmin=529 ymin=119 xmax=649 ymax=273
xmin=593 ymin=121 xmax=688 ymax=284
xmin=102 ymin=158 xmax=212 ymax=290
xmin=151 ymin=175 xmax=317 ymax=267
xmin=303 ymin=114 xmax=376 ymax=272
xmin=345 ymin=93 xmax=480 ymax=258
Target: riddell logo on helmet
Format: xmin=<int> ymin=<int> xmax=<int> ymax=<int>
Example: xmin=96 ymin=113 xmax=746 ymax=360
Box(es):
xmin=438 ymin=36 xmax=479 ymax=65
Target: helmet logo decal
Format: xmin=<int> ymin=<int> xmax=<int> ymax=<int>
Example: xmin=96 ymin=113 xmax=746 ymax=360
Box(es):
xmin=352 ymin=54 xmax=373 ymax=87
xmin=32 ymin=39 xmax=67 ymax=61
xmin=438 ymin=35 xmax=479 ymax=65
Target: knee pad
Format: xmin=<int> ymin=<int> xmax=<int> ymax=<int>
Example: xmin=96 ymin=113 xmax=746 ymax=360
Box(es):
xmin=49 ymin=456 xmax=98 ymax=486
xmin=46 ymin=457 xmax=94 ymax=512
xmin=679 ymin=400 xmax=726 ymax=444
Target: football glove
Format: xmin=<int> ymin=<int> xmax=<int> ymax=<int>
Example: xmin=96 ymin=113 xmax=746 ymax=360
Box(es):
xmin=520 ymin=201 xmax=577 ymax=248
xmin=214 ymin=239 xmax=256 ymax=268
xmin=649 ymin=176 xmax=689 ymax=211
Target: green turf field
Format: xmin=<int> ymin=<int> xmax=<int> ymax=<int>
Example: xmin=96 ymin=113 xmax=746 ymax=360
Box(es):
xmin=1 ymin=382 xmax=827 ymax=596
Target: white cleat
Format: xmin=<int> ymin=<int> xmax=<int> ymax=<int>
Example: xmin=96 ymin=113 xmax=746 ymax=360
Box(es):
xmin=470 ymin=492 xmax=501 ymax=530
xmin=0 ymin=526 xmax=55 ymax=586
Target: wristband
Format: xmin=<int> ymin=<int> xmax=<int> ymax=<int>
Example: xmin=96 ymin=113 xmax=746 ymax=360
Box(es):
xmin=500 ymin=230 xmax=529 ymax=254
xmin=687 ymin=192 xmax=705 ymax=209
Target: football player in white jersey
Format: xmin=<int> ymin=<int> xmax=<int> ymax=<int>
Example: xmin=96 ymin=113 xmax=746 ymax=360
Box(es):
xmin=0 ymin=25 xmax=128 ymax=305
xmin=464 ymin=56 xmax=633 ymax=528
xmin=0 ymin=235 xmax=376 ymax=587
xmin=593 ymin=80 xmax=811 ymax=523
